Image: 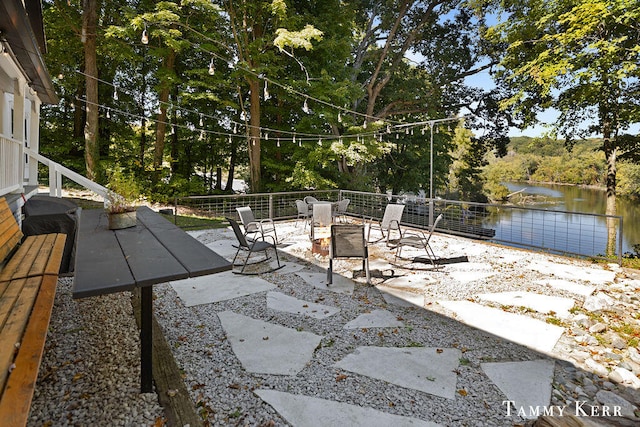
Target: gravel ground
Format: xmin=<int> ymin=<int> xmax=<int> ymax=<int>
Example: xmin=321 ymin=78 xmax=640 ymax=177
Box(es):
xmin=28 ymin=223 xmax=640 ymax=426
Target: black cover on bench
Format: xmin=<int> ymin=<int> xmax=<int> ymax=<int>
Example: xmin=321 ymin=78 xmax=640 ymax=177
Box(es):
xmin=22 ymin=196 xmax=79 ymax=274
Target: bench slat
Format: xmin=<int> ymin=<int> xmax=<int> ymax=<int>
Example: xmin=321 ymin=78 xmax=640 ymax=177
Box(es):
xmin=44 ymin=234 xmax=67 ymax=276
xmin=0 ymin=197 xmax=23 ymax=263
xmin=0 ymin=277 xmax=41 ymax=393
xmin=0 ymin=234 xmax=65 ymax=282
xmin=0 ymin=274 xmax=57 ymax=426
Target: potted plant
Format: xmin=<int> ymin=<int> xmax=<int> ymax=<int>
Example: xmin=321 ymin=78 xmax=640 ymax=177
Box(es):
xmin=105 ymin=169 xmax=140 ymax=230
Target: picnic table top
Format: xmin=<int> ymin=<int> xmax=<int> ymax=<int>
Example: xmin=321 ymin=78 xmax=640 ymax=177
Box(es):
xmin=73 ymin=206 xmax=231 ymax=299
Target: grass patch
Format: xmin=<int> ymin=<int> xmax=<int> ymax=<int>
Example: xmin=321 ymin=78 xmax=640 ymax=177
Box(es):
xmin=159 ymin=213 xmax=227 ymax=230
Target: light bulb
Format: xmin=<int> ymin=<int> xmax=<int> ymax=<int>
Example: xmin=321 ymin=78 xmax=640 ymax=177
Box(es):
xmin=302 ymin=99 xmax=310 ymax=114
xmin=113 ymin=89 xmax=118 ymax=101
xmin=263 ymin=81 xmax=270 ymax=100
xmin=199 ymin=114 xmax=203 ymax=126
xmin=338 ymin=112 xmax=342 ymax=123
xmin=141 ymin=29 xmax=149 ymax=45
xmin=208 ymin=58 xmax=215 ymax=75
xmin=363 ymin=120 xmax=367 ymax=129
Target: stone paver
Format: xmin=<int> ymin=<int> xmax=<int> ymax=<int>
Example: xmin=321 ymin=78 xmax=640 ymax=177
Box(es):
xmin=266 ymin=291 xmax=340 ymax=319
xmin=170 ymin=271 xmax=275 ymax=306
xmin=217 ymin=310 xmax=323 ymax=375
xmin=254 ymin=389 xmax=442 ymax=427
xmin=335 ymin=346 xmax=462 ymax=400
xmin=481 ymin=359 xmax=556 ymax=420
xmin=437 ymin=300 xmax=565 ymax=354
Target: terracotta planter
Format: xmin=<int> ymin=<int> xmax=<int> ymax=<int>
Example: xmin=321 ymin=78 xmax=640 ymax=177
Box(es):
xmin=107 ymin=211 xmax=137 ymax=230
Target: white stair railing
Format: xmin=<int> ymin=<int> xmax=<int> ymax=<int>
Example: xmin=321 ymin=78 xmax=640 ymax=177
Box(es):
xmin=25 ymin=148 xmax=108 ymax=202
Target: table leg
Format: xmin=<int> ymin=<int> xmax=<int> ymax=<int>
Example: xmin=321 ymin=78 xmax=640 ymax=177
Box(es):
xmin=141 ymin=286 xmax=153 ymax=393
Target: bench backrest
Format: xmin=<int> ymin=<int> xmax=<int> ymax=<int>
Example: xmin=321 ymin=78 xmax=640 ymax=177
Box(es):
xmin=0 ymin=198 xmax=23 ymax=263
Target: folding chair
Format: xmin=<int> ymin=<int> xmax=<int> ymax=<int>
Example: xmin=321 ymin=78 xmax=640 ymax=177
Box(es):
xmin=395 ymin=214 xmax=443 ymax=267
xmin=227 ymin=218 xmax=283 ymax=274
xmin=327 ymin=224 xmax=370 ymax=285
xmin=366 ymin=204 xmax=405 ymax=246
xmin=310 ymin=203 xmax=332 ymax=241
xmin=236 ymin=206 xmax=278 ymax=244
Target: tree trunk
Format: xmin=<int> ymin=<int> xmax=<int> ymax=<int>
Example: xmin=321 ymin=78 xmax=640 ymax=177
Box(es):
xmin=153 ymin=48 xmax=177 ymax=176
xmin=247 ymin=77 xmax=261 ymax=192
xmin=603 ymin=136 xmax=618 ymax=257
xmin=82 ymin=0 xmax=99 ymax=181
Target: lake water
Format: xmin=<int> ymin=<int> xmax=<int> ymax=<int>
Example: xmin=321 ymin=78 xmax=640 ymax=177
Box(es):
xmin=482 ymin=183 xmax=639 ymax=257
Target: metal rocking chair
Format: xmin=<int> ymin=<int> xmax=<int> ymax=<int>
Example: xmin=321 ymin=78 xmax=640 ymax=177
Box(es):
xmin=236 ymin=206 xmax=278 ymax=244
xmin=327 ymin=224 xmax=370 ymax=285
xmin=366 ymin=203 xmax=405 ymax=246
xmin=227 ymin=218 xmax=283 ymax=275
xmin=395 ymin=214 xmax=444 ymax=267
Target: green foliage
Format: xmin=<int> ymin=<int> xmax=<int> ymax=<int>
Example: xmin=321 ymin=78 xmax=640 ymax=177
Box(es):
xmin=105 ymin=167 xmax=140 ymax=213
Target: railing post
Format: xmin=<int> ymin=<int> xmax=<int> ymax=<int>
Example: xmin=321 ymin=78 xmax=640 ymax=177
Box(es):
xmin=618 ymin=216 xmax=623 ymax=266
xmin=268 ymin=194 xmax=273 ymax=219
xmin=56 ymin=169 xmax=63 ymax=197
xmin=48 ymin=164 xmax=56 ymax=197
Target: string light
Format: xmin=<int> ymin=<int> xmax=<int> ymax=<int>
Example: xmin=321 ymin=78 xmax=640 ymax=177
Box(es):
xmin=141 ymin=27 xmax=149 ymax=45
xmin=113 ymin=89 xmax=118 ymax=101
xmin=302 ymin=98 xmax=310 ymax=114
xmin=208 ymin=57 xmax=215 ymax=75
xmin=338 ymin=112 xmax=342 ymax=123
xmin=73 ymin=70 xmax=465 ymax=151
xmin=263 ymin=81 xmax=270 ymax=100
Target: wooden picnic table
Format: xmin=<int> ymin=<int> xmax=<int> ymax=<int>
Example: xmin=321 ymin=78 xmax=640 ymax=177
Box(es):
xmin=73 ymin=207 xmax=231 ymax=392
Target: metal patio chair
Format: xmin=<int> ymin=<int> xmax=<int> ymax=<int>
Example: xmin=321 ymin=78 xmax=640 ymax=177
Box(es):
xmin=333 ymin=198 xmax=350 ymax=223
xmin=295 ymin=199 xmax=310 ymax=228
xmin=227 ymin=217 xmax=283 ymax=275
xmin=366 ymin=203 xmax=405 ymax=246
xmin=236 ymin=206 xmax=278 ymax=244
xmin=327 ymin=224 xmax=370 ymax=285
xmin=395 ymin=213 xmax=444 ymax=267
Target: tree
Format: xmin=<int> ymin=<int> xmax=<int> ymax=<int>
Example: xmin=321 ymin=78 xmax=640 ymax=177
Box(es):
xmin=476 ymin=0 xmax=640 ymax=255
xmin=82 ymin=0 xmax=100 ymax=181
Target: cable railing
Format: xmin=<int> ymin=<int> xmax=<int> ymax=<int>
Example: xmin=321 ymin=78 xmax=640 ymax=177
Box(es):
xmin=175 ymin=189 xmax=623 ymax=263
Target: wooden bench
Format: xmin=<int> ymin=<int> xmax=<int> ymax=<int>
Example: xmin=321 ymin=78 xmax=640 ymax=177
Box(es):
xmin=0 ymin=197 xmax=66 ymax=426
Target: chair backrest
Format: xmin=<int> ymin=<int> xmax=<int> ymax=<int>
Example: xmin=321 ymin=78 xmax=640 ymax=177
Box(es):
xmin=236 ymin=206 xmax=256 ymax=225
xmin=337 ymin=198 xmax=350 ymax=213
xmin=303 ymin=196 xmax=318 ymax=204
xmin=312 ymin=203 xmax=332 ymax=226
xmin=331 ymin=224 xmax=366 ymax=258
xmin=425 ymin=214 xmax=444 ymax=244
xmin=227 ymin=217 xmax=250 ymax=248
xmin=296 ymin=200 xmax=308 ymax=215
xmin=381 ymin=204 xmax=405 ymax=229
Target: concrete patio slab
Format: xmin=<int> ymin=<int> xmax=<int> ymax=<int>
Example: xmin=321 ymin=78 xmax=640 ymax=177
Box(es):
xmin=445 ymin=262 xmax=498 ymax=283
xmin=254 ymin=389 xmax=441 ymax=427
xmin=481 ymin=359 xmax=555 ymax=419
xmin=266 ymin=259 xmax=305 ymax=274
xmin=376 ymin=285 xmax=425 ymax=308
xmin=217 ymin=311 xmax=323 ymax=375
xmin=170 ymin=271 xmax=275 ymax=306
xmin=295 ymin=271 xmax=355 ymax=294
xmin=477 ymin=291 xmax=576 ymax=319
xmin=383 ymin=274 xmax=437 ymax=292
xmin=335 ymin=346 xmax=462 ymax=399
xmin=266 ymin=291 xmax=340 ymax=319
xmin=528 ymin=260 xmax=616 ymax=284
xmin=204 ymin=239 xmax=238 ymax=260
xmin=437 ymin=300 xmax=564 ymax=354
xmin=343 ymin=309 xmax=404 ymax=329
xmin=534 ymin=278 xmax=596 ymax=298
